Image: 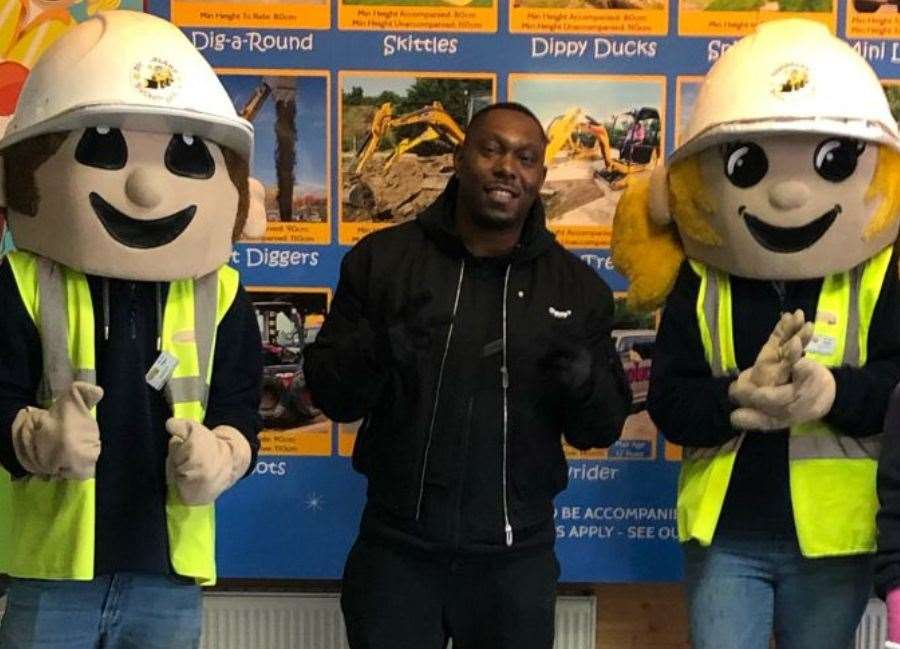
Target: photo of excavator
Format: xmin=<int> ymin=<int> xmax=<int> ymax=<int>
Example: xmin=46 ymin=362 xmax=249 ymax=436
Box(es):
xmin=540 ymin=104 xmax=661 ymax=225
xmin=344 ymin=101 xmax=466 ymax=214
xmin=545 ymin=106 xmax=660 ymax=188
xmin=253 ymin=292 xmax=328 ymax=431
xmin=340 ymin=74 xmax=492 ymax=224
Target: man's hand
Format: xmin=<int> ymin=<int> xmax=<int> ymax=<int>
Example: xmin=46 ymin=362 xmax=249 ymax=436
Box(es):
xmin=11 ymin=381 xmax=103 ymax=479
xmin=166 ymin=419 xmax=251 ymax=505
xmin=730 ymin=358 xmax=835 ymax=430
xmin=538 ymin=338 xmax=592 ymax=396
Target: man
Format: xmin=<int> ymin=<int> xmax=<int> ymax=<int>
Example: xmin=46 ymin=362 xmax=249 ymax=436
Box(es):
xmin=0 ymin=12 xmax=263 ymax=649
xmin=305 ymin=102 xmax=631 ymax=649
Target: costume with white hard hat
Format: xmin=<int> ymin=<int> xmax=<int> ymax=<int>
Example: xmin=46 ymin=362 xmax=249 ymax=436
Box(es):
xmin=0 ymin=10 xmax=263 ymax=648
xmin=612 ymin=18 xmax=900 ymax=649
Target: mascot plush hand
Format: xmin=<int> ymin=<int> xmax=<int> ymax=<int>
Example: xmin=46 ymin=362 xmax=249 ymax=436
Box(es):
xmin=612 ymin=18 xmax=900 ymax=644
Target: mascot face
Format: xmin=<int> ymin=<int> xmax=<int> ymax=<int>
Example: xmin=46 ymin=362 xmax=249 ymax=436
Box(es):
xmin=8 ymin=127 xmax=241 ymax=280
xmin=683 ymin=133 xmax=896 ymax=280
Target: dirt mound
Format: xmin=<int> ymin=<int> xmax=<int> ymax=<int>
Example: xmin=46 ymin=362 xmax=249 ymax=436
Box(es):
xmin=343 ymin=152 xmax=454 ymax=223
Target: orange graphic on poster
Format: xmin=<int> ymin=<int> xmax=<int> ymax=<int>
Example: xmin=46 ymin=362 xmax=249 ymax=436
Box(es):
xmin=171 ymin=0 xmax=329 ymax=30
xmin=847 ymin=0 xmax=900 ymax=38
xmin=339 ymin=1 xmax=497 ymax=32
xmin=259 ymin=424 xmax=332 ymax=456
xmin=339 ymin=421 xmax=360 ymax=457
xmin=510 ymin=4 xmax=667 ymax=35
xmin=678 ymin=4 xmax=834 ymax=36
xmin=664 ymin=442 xmax=682 ymax=461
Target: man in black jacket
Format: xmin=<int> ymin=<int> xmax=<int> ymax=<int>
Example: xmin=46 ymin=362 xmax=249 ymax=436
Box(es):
xmin=304 ymin=102 xmax=630 ymax=649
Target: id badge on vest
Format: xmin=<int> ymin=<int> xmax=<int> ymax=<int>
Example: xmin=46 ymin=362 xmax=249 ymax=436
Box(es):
xmin=146 ymin=351 xmax=179 ymax=390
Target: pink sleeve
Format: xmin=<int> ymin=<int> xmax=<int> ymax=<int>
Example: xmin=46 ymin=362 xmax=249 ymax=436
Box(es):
xmin=887 ymin=588 xmax=900 ymax=643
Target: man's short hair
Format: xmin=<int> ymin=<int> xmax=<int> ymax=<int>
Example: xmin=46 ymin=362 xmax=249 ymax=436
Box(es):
xmin=466 ymin=102 xmax=548 ymax=144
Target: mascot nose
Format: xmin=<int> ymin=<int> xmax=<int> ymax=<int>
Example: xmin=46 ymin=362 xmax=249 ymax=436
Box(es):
xmin=768 ymin=181 xmax=810 ymax=211
xmin=125 ymin=167 xmax=163 ymax=209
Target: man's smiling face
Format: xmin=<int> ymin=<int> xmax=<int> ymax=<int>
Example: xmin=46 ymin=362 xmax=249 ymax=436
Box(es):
xmin=683 ymin=133 xmax=897 ymax=279
xmin=8 ymin=127 xmax=240 ymax=280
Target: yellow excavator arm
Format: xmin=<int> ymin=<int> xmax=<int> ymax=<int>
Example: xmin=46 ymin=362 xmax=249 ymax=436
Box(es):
xmin=353 ymin=101 xmax=465 ymax=175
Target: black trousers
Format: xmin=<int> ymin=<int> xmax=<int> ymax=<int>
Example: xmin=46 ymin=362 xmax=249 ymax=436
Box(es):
xmin=340 ymin=537 xmax=559 ymax=649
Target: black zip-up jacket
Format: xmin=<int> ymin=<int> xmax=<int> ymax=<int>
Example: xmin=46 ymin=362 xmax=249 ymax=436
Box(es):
xmin=304 ymin=178 xmax=630 ymax=553
xmin=650 ymin=258 xmax=900 ymax=541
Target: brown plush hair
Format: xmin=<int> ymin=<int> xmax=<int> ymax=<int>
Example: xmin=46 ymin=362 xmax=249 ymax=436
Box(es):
xmin=2 ymin=132 xmax=68 ymax=217
xmin=2 ymin=131 xmax=250 ymax=242
xmin=222 ymin=145 xmax=250 ymax=242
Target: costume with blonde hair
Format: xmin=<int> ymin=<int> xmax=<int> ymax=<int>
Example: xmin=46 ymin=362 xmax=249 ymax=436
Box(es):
xmin=612 ymin=18 xmax=900 ymax=649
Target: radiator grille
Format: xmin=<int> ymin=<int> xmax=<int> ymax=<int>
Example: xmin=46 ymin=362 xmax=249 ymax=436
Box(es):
xmin=201 ymin=593 xmax=595 ymax=649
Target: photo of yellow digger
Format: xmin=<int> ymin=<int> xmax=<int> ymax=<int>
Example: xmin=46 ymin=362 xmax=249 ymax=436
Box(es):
xmin=340 ymin=73 xmax=493 ymax=226
xmin=352 ymin=101 xmax=466 ymax=176
xmin=544 ymin=105 xmax=661 ymax=190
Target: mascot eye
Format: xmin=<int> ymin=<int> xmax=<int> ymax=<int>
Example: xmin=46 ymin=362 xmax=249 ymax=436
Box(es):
xmin=165 ymin=134 xmax=214 ymax=179
xmin=723 ymin=142 xmax=768 ymax=188
xmin=75 ymin=127 xmax=127 ymax=170
xmin=814 ymin=139 xmax=865 ymax=182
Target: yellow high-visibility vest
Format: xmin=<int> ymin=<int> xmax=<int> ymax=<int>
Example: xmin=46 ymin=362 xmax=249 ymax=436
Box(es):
xmin=678 ymin=246 xmax=891 ymax=557
xmin=0 ymin=250 xmax=239 ymax=583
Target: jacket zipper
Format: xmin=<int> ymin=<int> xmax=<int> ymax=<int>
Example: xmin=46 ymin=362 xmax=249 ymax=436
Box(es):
xmin=771 ymin=280 xmax=786 ymax=310
xmin=415 ymin=260 xmax=466 ymax=520
xmin=500 ymin=264 xmax=513 ymax=547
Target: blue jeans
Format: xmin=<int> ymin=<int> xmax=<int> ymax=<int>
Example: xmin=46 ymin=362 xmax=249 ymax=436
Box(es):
xmin=0 ymin=573 xmax=202 ymax=649
xmin=683 ymin=538 xmax=872 ymax=649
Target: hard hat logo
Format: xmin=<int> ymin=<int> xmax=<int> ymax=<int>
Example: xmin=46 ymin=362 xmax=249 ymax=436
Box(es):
xmin=772 ymin=65 xmax=811 ymax=97
xmin=131 ymin=58 xmax=181 ymax=103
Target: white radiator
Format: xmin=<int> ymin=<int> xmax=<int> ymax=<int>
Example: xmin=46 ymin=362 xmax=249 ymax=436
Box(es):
xmin=201 ymin=593 xmax=596 ymax=649
xmin=855 ymin=599 xmax=887 ymax=649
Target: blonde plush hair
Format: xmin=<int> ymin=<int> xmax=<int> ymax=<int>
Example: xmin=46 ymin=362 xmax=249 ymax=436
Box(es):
xmin=612 ymin=144 xmax=900 ymax=312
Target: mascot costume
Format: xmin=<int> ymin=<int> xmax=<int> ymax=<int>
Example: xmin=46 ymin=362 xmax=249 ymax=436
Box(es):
xmin=613 ymin=19 xmax=900 ymax=649
xmin=0 ymin=11 xmax=265 ymax=649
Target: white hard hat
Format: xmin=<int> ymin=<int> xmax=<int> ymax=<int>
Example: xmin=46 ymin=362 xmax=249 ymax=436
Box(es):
xmin=670 ymin=19 xmax=900 ymax=166
xmin=0 ymin=10 xmax=252 ymax=160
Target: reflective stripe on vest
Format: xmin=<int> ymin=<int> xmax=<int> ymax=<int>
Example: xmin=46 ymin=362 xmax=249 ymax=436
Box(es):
xmin=679 ymin=246 xmax=891 ymax=557
xmin=0 ymin=251 xmax=239 ymax=583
